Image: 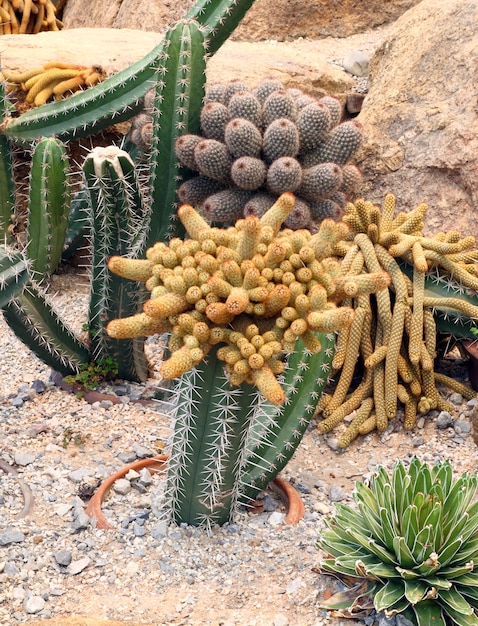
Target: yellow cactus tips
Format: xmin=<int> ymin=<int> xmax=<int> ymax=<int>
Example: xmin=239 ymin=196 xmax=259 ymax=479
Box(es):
xmin=2 ymin=61 xmax=104 ymax=107
xmin=251 ymin=364 xmax=286 ymax=405
xmin=106 ymin=313 xmax=171 ymax=339
xmin=259 ymin=192 xmax=295 ymax=234
xmin=107 ymin=257 xmax=154 ymax=282
xmin=160 ymin=346 xmax=204 ymax=380
xmin=143 ymin=293 xmax=188 ymax=318
xmin=177 ymin=204 xmax=211 ymax=240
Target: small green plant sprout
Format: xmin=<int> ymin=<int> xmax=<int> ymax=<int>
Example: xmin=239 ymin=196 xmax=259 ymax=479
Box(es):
xmin=317 ymin=458 xmax=478 ymax=626
xmin=63 ymin=357 xmax=119 ymax=392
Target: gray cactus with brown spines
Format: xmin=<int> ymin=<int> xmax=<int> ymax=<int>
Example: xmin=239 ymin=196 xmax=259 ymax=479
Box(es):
xmin=194 ymin=138 xmax=233 ymax=183
xmin=224 ymin=118 xmax=262 ymax=158
xmin=202 ymin=188 xmax=252 ymax=222
xmin=231 ymin=156 xmax=267 ymax=190
xmin=228 ymin=91 xmax=262 ymax=128
xmin=200 ymin=101 xmax=230 ymax=141
xmin=266 ymin=156 xmax=302 ymax=194
xmin=130 ymin=77 xmax=364 ymax=230
xmin=262 ymin=89 xmax=298 ymax=127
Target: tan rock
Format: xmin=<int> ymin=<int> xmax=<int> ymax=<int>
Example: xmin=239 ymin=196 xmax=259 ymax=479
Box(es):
xmin=61 ymin=0 xmax=420 ymax=39
xmin=27 ymin=619 xmax=156 ymax=626
xmin=0 ymin=28 xmax=355 ymax=100
xmin=357 ymin=0 xmax=478 ymax=236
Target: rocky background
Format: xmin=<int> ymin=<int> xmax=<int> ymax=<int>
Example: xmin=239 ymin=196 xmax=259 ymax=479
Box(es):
xmin=2 ymin=0 xmax=477 ymax=235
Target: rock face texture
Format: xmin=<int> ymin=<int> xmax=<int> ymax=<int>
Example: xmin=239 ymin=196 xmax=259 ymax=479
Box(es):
xmin=357 ymin=0 xmax=478 ymax=235
xmin=61 ymin=0 xmax=420 ymax=39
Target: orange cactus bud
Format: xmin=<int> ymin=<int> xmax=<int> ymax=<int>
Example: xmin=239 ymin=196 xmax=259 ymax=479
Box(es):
xmin=226 ymin=287 xmax=250 ymax=315
xmin=263 ymin=284 xmax=290 ymax=317
xmin=205 ymin=302 xmax=235 ymax=324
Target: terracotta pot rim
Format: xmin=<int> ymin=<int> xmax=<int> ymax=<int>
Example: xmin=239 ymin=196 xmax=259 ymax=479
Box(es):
xmin=85 ymin=455 xmax=305 ymax=529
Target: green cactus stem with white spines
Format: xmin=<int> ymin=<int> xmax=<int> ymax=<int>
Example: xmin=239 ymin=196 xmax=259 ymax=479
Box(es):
xmin=129 ymin=79 xmax=364 ymax=230
xmin=0 ymin=245 xmax=28 ymax=307
xmin=0 ymin=0 xmax=256 ymax=145
xmin=26 ymin=137 xmax=70 ymax=281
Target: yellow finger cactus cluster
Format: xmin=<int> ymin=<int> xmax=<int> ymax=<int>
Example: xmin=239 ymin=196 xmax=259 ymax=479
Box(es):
xmin=106 ymin=193 xmax=390 ymax=405
xmin=0 ymin=0 xmax=62 ymax=35
xmin=317 ymin=193 xmax=478 ymax=447
xmin=1 ymin=62 xmax=104 ymax=107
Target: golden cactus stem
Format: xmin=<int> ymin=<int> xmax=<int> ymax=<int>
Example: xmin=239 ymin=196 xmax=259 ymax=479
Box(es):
xmin=388 ymin=233 xmax=418 ymax=258
xmin=107 ymin=256 xmax=154 ymax=282
xmin=423 ymin=309 xmax=437 ymax=361
xmin=259 ymin=192 xmax=295 ymax=235
xmin=207 ymin=275 xmax=232 ymax=299
xmin=236 ymin=216 xmax=261 ymax=262
xmin=419 ymin=234 xmax=475 ymax=255
xmin=434 ymin=372 xmax=476 ymax=400
xmin=322 ymin=305 xmax=366 ymax=417
xmin=25 ymin=69 xmax=80 ymax=103
xmin=403 ymin=398 xmax=418 ymax=430
xmin=300 ymin=329 xmax=322 ymax=352
xmin=332 ymin=270 xmax=391 ymax=301
xmin=374 ymin=244 xmax=408 ymax=301
xmin=424 ymin=251 xmax=478 ymax=291
xmin=379 ymin=231 xmax=401 ymax=247
xmin=408 ymin=266 xmax=425 ymax=365
xmin=365 ymin=345 xmax=388 ymax=369
xmin=250 ymin=363 xmax=286 ymax=405
xmin=381 ymin=193 xmax=396 ymax=232
xmin=338 ymin=397 xmax=374 ymax=448
xmin=358 ymin=413 xmax=377 ymax=436
xmin=421 ymin=371 xmax=438 ymax=410
xmin=339 ymin=243 xmax=359 ymax=274
xmin=332 ymin=325 xmax=350 ymax=370
xmin=411 ymin=240 xmax=428 ymax=272
xmin=384 ymin=300 xmax=407 ymax=419
xmin=359 ymin=304 xmax=374 ymax=362
xmin=436 ymin=395 xmax=454 ymax=413
xmin=160 ymin=345 xmax=204 ymax=380
xmin=393 ymin=203 xmax=428 ymax=234
xmin=307 ymin=307 xmax=355 ymax=332
xmin=106 ymin=313 xmax=171 ymax=339
xmin=373 ymin=360 xmax=388 ymax=431
xmin=205 ymin=302 xmax=235 ymax=324
xmin=397 ymin=384 xmax=410 ymax=404
xmin=422 ymin=296 xmax=478 ymax=319
xmin=177 ymin=204 xmax=211 ymax=240
xmin=226 ymin=286 xmax=250 ymax=315
xmin=143 ymin=292 xmax=188 ymax=318
xmin=19 ymin=0 xmax=32 ymax=33
xmin=354 ymin=198 xmax=373 ymax=232
xmin=317 ymin=370 xmax=373 ymax=433
xmin=263 ymin=283 xmax=290 ymax=318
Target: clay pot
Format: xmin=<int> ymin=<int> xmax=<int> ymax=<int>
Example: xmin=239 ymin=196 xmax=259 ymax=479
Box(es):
xmin=85 ymin=455 xmax=305 ymax=529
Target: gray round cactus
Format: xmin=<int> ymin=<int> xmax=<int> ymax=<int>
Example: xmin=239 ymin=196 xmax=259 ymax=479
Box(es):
xmin=130 ymin=79 xmax=364 ymax=229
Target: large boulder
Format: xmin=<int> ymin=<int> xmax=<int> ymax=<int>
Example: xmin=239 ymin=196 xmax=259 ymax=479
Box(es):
xmin=61 ymin=0 xmax=420 ymax=40
xmin=357 ymin=0 xmax=478 ymax=236
xmin=0 ymin=29 xmax=356 ymax=100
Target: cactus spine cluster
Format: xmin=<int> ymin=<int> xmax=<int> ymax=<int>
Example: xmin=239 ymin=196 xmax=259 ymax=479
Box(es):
xmin=129 ymin=79 xmax=364 ymax=229
xmin=316 ymin=194 xmax=478 ymax=448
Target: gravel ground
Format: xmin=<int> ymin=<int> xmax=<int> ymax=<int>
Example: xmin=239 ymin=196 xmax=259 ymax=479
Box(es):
xmin=1 ymin=268 xmax=478 ymax=626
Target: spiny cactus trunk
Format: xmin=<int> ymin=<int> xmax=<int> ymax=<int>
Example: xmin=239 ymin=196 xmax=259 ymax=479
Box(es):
xmin=147 ymin=19 xmax=206 ymax=245
xmin=83 ymin=147 xmax=149 ymax=382
xmin=0 ymin=82 xmax=15 ymax=241
xmin=1 ymin=0 xmax=256 ymax=144
xmin=26 ymin=137 xmax=70 ymax=280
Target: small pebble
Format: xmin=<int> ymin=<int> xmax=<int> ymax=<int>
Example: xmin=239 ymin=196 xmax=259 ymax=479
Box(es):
xmin=66 ymin=557 xmax=91 ymax=576
xmin=436 ymin=411 xmax=453 ymax=429
xmin=112 ymin=478 xmax=132 ymax=495
xmin=13 ymin=452 xmax=35 ymax=466
xmin=0 ymin=530 xmax=25 ymax=546
xmin=54 ymin=550 xmax=72 ymax=567
xmin=273 ymin=614 xmax=290 ymax=626
xmin=24 ymin=596 xmax=46 ymax=615
xmin=342 ymin=50 xmax=370 ymax=76
xmin=328 ymin=485 xmax=347 ymax=502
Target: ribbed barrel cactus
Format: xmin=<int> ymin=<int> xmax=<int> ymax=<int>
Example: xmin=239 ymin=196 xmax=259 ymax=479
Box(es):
xmin=317 ymin=458 xmax=478 ymax=626
xmin=129 ymin=79 xmax=364 ymax=230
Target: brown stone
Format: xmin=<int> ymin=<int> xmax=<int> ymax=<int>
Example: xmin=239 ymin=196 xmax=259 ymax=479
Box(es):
xmin=357 ymin=0 xmax=478 ymax=236
xmin=61 ymin=0 xmax=420 ymax=39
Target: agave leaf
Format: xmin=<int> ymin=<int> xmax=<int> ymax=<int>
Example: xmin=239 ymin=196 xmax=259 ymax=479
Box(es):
xmin=393 ymin=536 xmax=417 ymax=569
xmin=452 ymin=537 xmax=478 ymax=566
xmin=346 ymin=527 xmax=397 ymax=565
xmin=411 ymin=600 xmax=446 ymax=626
xmin=431 ymin=460 xmax=453 ymax=497
xmin=370 ymin=466 xmax=392 ymax=505
xmin=454 ymin=572 xmax=478 ymax=588
xmin=438 ymin=536 xmax=465 ymax=568
xmin=420 ymin=576 xmax=452 ymax=591
xmin=404 ymin=579 xmax=430 ymax=605
xmin=439 ymin=604 xmax=478 ymax=625
xmin=403 ymin=504 xmax=420 ymax=551
xmin=358 ymin=501 xmax=387 ymax=545
xmin=423 ymin=501 xmax=443 ymax=552
xmin=392 ymin=460 xmax=406 ymax=506
xmin=443 ymin=482 xmax=467 ymax=532
xmin=319 ymin=557 xmax=363 ymax=578
xmin=413 ymin=462 xmax=433 ymax=498
xmin=357 ymin=560 xmax=400 ymax=581
xmin=399 ymin=473 xmax=414 ymax=522
xmin=373 ymin=579 xmax=405 ymax=612
xmin=395 ymin=566 xmax=421 ymax=580
xmin=384 ymin=596 xmax=413 ymax=618
xmin=440 ymin=561 xmax=474 ymax=579
xmin=411 ymin=524 xmax=433 ymax=563
xmin=355 ymin=481 xmax=380 ymax=517
xmin=458 ymin=583 xmax=478 ymax=605
xmin=379 ymin=506 xmax=397 ymax=552
xmin=439 ymin=587 xmax=475 ymax=615
xmin=319 ymin=538 xmax=366 ymax=559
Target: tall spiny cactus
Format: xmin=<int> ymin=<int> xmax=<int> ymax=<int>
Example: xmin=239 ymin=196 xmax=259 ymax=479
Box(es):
xmin=0 ymin=0 xmax=256 ymax=144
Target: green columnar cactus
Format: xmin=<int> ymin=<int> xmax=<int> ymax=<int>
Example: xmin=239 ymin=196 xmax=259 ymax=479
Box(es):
xmin=0 ymin=0 xmax=256 ymax=144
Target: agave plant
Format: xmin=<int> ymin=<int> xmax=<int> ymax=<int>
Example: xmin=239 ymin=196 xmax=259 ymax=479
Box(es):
xmin=317 ymin=458 xmax=478 ymax=626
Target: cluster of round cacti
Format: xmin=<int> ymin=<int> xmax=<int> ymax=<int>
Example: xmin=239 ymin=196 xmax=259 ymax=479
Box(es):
xmin=129 ymin=79 xmax=364 ymax=229
xmin=106 ymin=193 xmax=389 ymax=405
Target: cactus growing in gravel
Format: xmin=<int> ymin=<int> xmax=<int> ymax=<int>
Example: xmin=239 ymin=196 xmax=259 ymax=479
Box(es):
xmin=317 ymin=458 xmax=478 ymax=626
xmin=129 ymin=80 xmax=364 ymax=229
xmin=316 ymin=194 xmax=478 ymax=448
